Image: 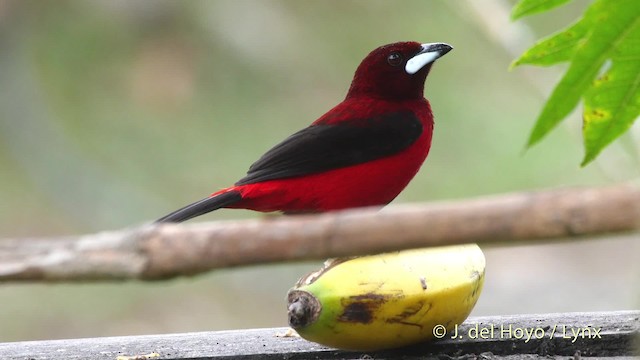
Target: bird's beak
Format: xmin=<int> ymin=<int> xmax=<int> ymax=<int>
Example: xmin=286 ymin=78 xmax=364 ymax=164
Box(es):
xmin=405 ymin=43 xmax=453 ymax=75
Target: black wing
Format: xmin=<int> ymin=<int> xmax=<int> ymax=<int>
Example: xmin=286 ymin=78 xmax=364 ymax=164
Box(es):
xmin=235 ymin=111 xmax=422 ymax=185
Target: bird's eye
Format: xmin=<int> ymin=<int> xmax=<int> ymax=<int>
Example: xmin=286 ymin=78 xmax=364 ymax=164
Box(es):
xmin=387 ymin=52 xmax=403 ymax=67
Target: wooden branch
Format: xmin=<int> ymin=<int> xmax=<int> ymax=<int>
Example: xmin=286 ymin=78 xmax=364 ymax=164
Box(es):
xmin=1 ymin=311 xmax=638 ymax=359
xmin=1 ymin=184 xmax=639 ymax=282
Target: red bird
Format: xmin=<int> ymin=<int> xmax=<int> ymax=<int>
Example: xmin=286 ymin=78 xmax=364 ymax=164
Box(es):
xmin=156 ymin=41 xmax=452 ymax=223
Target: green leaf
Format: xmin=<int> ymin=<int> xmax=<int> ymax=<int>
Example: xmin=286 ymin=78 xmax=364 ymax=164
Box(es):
xmin=512 ymin=0 xmax=640 ymax=164
xmin=511 ymin=19 xmax=590 ymax=68
xmin=582 ymin=18 xmax=640 ymax=165
xmin=511 ymin=0 xmax=573 ymax=20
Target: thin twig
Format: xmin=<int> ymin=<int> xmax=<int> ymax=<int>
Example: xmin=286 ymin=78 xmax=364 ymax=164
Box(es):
xmin=0 ymin=184 xmax=638 ymax=282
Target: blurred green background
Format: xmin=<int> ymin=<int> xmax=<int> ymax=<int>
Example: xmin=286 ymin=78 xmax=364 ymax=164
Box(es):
xmin=0 ymin=0 xmax=638 ymax=342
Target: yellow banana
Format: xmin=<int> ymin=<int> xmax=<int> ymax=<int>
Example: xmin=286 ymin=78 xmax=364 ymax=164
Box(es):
xmin=287 ymin=244 xmax=485 ymax=351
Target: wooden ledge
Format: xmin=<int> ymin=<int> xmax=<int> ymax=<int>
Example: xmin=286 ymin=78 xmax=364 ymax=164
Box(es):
xmin=1 ymin=311 xmax=638 ymax=359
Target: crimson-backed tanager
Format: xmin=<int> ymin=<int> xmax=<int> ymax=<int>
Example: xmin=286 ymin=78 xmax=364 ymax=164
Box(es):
xmin=156 ymin=41 xmax=452 ymax=223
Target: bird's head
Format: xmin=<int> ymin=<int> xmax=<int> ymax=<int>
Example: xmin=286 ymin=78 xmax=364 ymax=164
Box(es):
xmin=347 ymin=41 xmax=452 ymax=100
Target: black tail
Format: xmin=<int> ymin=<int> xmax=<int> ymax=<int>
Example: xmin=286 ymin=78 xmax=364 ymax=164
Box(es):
xmin=155 ymin=190 xmax=243 ymax=223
